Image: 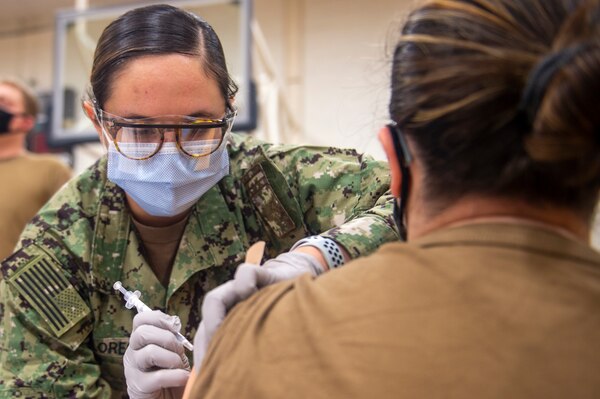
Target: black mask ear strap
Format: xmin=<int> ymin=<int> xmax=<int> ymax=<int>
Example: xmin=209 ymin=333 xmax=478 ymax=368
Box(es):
xmin=387 ymin=123 xmax=412 ymax=241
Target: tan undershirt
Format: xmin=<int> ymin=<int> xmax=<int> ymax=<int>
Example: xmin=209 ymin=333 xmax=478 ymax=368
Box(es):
xmin=131 ymin=215 xmax=189 ymax=287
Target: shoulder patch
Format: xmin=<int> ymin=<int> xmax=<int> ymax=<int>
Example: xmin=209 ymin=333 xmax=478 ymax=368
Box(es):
xmin=7 ymin=255 xmax=89 ymax=338
xmin=242 ymin=163 xmax=296 ymax=238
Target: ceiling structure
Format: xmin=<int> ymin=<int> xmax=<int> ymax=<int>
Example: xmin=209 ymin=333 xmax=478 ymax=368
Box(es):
xmin=0 ymin=0 xmax=146 ymax=36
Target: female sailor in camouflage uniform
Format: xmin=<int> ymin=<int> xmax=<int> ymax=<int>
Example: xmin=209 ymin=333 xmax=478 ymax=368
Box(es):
xmin=0 ymin=4 xmax=398 ymax=398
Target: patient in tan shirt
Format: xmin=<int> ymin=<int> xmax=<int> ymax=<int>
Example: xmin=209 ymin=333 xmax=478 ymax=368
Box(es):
xmin=190 ymin=0 xmax=600 ymax=397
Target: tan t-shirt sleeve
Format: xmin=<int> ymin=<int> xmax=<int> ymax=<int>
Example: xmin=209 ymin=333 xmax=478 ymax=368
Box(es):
xmin=192 ymin=279 xmax=298 ymax=398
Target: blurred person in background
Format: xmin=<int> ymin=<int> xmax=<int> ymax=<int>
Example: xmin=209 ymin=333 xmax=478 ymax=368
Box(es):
xmin=0 ymin=4 xmax=398 ymax=398
xmin=0 ymin=78 xmax=71 ymax=261
xmin=190 ymin=0 xmax=600 ymax=397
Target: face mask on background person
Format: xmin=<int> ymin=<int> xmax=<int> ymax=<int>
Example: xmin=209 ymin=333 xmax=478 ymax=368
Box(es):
xmin=0 ymin=108 xmax=16 ymax=134
xmin=106 ymin=139 xmax=230 ymax=217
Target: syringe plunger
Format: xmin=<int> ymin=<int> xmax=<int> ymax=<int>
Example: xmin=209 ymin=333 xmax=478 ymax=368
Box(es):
xmin=112 ymin=281 xmax=149 ymax=312
xmin=112 ymin=281 xmax=193 ymax=351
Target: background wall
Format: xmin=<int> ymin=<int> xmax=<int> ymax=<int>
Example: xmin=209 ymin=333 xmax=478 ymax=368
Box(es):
xmin=0 ymin=0 xmax=407 ymax=162
xmin=252 ymin=0 xmax=405 ymax=158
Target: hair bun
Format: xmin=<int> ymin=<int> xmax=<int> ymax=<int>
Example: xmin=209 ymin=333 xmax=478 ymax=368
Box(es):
xmin=523 ymin=1 xmax=600 ymax=188
xmin=518 ymin=44 xmax=585 ymax=129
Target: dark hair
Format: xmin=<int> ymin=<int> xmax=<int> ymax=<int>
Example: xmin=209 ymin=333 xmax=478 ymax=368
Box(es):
xmin=90 ymin=4 xmax=238 ymax=111
xmin=390 ymin=0 xmax=600 ymax=217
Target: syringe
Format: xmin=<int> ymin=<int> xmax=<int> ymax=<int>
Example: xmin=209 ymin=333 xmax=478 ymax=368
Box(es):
xmin=113 ymin=281 xmax=194 ymax=351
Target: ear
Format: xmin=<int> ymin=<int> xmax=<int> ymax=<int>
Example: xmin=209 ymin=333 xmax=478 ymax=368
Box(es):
xmin=378 ymin=126 xmax=402 ymax=198
xmin=82 ymin=101 xmax=106 ymax=145
xmin=228 ymin=96 xmax=236 ymax=108
xmin=82 ymin=100 xmax=98 ymax=126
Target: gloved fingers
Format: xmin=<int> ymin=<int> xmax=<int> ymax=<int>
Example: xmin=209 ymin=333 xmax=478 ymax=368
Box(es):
xmin=200 ymin=280 xmax=238 ymax=336
xmin=129 ymin=324 xmax=186 ymax=355
xmin=204 ymin=280 xmax=241 ymax=312
xmin=233 ymin=263 xmax=277 ymax=295
xmin=132 ymin=310 xmax=182 ymax=334
xmin=192 ymin=322 xmax=207 ymax=374
xmin=200 ymin=266 xmax=275 ymax=350
xmin=154 ymin=368 xmax=190 ymax=389
xmin=126 ymin=369 xmax=190 ymax=398
xmin=131 ymin=344 xmax=190 ymax=370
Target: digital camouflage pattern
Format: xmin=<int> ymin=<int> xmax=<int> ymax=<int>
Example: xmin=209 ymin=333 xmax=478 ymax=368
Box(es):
xmin=0 ymin=133 xmax=399 ymax=398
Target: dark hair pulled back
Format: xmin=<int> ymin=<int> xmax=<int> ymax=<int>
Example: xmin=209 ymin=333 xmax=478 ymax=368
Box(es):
xmin=90 ymin=4 xmax=238 ymax=111
xmin=391 ymin=0 xmax=600 ymax=216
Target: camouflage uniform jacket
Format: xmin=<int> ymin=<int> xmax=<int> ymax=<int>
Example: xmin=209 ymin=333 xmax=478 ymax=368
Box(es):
xmin=0 ymin=133 xmax=398 ymax=398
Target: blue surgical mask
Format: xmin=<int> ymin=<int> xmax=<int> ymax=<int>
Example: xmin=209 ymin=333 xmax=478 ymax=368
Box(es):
xmin=107 ymin=140 xmax=229 ymax=217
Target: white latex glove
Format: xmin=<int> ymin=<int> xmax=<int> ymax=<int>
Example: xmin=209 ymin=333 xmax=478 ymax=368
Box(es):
xmin=124 ymin=310 xmax=191 ymax=399
xmin=193 ymin=251 xmax=324 ymax=372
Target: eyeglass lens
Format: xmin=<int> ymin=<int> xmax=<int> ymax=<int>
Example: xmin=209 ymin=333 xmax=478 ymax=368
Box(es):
xmin=113 ymin=125 xmax=228 ymax=160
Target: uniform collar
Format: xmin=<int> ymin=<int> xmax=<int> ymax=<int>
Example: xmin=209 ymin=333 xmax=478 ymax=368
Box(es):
xmin=413 ymin=221 xmax=600 ymax=267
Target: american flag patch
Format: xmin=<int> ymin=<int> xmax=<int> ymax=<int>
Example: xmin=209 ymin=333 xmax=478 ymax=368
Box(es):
xmin=8 ymin=255 xmax=89 ymax=337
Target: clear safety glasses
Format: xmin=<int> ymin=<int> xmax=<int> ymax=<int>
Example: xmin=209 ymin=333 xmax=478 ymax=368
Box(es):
xmin=96 ymin=108 xmax=237 ymax=160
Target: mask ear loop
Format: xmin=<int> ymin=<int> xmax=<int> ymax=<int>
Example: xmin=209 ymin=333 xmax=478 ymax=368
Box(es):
xmin=83 ymin=92 xmax=112 ymax=150
xmin=95 ymin=108 xmax=114 ymax=150
xmin=95 ymin=108 xmax=124 ymax=156
xmin=218 ymin=109 xmax=238 ymax=151
xmin=387 ymin=123 xmax=412 ymax=241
